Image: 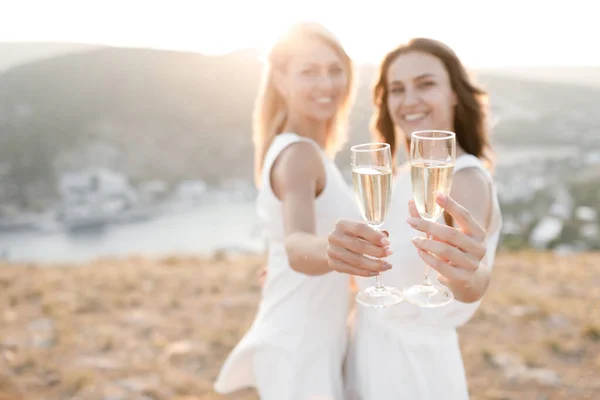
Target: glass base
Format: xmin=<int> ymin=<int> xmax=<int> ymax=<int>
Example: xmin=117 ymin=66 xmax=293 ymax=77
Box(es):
xmin=403 ymin=283 xmax=453 ymax=308
xmin=356 ymin=285 xmax=404 ymax=308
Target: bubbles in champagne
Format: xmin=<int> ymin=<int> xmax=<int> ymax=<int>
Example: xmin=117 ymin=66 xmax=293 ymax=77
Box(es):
xmin=411 ymin=161 xmax=454 ymax=220
xmin=352 ymin=166 xmax=392 ymax=228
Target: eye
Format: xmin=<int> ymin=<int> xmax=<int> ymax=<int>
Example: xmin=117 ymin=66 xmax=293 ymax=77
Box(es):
xmin=301 ymin=68 xmax=316 ymax=76
xmin=388 ymin=86 xmax=404 ymax=95
xmin=418 ymin=81 xmax=436 ymax=89
xmin=329 ymin=66 xmax=343 ymax=76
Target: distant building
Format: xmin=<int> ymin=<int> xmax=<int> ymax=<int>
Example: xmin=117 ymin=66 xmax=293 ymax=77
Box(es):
xmin=57 ymin=168 xmax=138 ymax=230
xmin=59 ymin=167 xmax=136 ymax=206
xmin=529 ymin=216 xmax=563 ymax=249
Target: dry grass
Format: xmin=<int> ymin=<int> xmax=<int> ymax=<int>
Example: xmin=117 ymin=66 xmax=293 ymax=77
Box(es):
xmin=0 ymin=250 xmax=598 ymax=400
xmin=460 ymin=251 xmax=600 ymax=399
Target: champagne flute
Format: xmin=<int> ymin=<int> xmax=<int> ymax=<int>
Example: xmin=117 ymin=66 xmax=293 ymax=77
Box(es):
xmin=351 ymin=143 xmax=403 ymax=308
xmin=403 ymin=130 xmax=456 ymax=308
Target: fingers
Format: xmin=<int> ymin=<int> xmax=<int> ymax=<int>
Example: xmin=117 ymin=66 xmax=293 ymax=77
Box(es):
xmin=257 ymin=267 xmax=267 ymax=287
xmin=407 ymin=200 xmax=448 ymax=244
xmin=408 ymin=200 xmax=420 ymax=218
xmin=328 ymin=256 xmax=391 ymax=277
xmin=328 ymin=218 xmax=393 ymax=278
xmin=437 ymin=274 xmax=451 ymax=287
xmin=407 ymin=216 xmax=484 ymax=257
xmin=415 ymin=249 xmax=473 ymax=288
xmin=327 ymin=243 xmax=391 ymax=274
xmin=435 ymin=193 xmax=485 ymax=240
xmin=329 ymin=230 xmax=391 ymax=259
xmin=336 ymin=218 xmax=389 ymax=246
xmin=412 ymin=237 xmax=479 ymax=272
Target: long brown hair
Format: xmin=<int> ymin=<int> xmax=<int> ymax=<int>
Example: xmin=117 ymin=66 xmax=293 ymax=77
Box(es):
xmin=252 ymin=22 xmax=356 ymax=187
xmin=371 ymin=38 xmax=493 ymax=167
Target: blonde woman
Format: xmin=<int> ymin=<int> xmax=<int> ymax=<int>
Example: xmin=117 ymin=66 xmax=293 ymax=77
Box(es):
xmin=213 ymin=22 xmax=366 ymax=400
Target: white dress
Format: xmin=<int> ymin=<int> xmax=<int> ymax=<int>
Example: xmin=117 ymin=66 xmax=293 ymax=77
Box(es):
xmin=214 ymin=133 xmax=360 ymax=400
xmin=345 ymin=154 xmax=503 ymax=400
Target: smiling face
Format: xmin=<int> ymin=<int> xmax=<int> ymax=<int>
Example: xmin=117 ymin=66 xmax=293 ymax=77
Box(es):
xmin=386 ymin=51 xmax=457 ymax=140
xmin=276 ymin=36 xmax=348 ymax=122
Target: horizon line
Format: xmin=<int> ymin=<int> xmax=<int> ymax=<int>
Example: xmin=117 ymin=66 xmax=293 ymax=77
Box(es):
xmin=1 ymin=39 xmax=600 ymax=70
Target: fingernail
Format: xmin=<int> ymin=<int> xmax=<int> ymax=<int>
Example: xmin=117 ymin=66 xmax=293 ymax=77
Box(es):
xmin=385 ymin=247 xmax=393 ymax=256
xmin=436 ymin=193 xmax=447 ymax=204
xmin=380 ymin=237 xmax=390 ymax=246
xmin=382 ymin=262 xmax=392 ymax=270
xmin=407 ymin=217 xmax=418 ymax=226
xmin=412 ymin=237 xmax=422 ymax=247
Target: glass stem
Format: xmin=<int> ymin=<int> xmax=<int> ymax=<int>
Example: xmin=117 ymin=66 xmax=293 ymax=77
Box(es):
xmin=371 ymin=225 xmax=385 ymax=290
xmin=423 ymin=232 xmax=432 ymax=286
xmin=375 ymin=270 xmax=384 ymax=289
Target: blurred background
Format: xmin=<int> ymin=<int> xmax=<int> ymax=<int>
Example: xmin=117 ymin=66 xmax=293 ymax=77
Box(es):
xmin=0 ymin=1 xmax=599 ymax=399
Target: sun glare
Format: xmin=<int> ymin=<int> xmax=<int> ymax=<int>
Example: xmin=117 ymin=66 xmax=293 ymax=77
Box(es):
xmin=2 ymin=0 xmax=599 ymax=68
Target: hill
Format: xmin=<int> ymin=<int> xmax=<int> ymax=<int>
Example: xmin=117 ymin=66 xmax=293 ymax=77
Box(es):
xmin=480 ymin=66 xmax=600 ymax=89
xmin=1 ymin=45 xmax=600 ymax=211
xmin=0 ymin=42 xmax=100 ymax=72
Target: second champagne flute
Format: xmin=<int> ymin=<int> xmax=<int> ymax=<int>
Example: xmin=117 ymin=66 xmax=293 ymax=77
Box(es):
xmin=403 ymin=130 xmax=456 ymax=308
xmin=351 ymin=143 xmax=403 ymax=308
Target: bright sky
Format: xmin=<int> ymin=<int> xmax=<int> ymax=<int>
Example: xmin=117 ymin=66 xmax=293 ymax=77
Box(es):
xmin=0 ymin=0 xmax=597 ymax=68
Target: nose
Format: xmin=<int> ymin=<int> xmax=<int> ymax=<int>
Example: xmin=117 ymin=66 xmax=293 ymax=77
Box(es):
xmin=315 ymin=73 xmax=334 ymax=92
xmin=403 ymin=86 xmax=421 ymax=107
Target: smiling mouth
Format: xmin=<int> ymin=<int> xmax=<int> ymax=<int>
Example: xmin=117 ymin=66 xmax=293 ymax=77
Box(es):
xmin=314 ymin=97 xmax=333 ymax=104
xmin=403 ymin=112 xmax=429 ymax=122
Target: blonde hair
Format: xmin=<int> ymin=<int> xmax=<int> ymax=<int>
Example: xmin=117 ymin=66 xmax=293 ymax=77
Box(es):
xmin=252 ymin=22 xmax=356 ymax=186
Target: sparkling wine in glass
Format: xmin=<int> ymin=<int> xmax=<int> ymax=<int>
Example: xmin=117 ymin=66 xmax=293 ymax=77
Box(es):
xmin=403 ymin=130 xmax=456 ymax=308
xmin=351 ymin=143 xmax=403 ymax=308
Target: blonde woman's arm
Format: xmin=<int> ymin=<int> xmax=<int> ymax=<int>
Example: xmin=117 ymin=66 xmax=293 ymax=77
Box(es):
xmin=272 ymin=142 xmax=390 ymax=276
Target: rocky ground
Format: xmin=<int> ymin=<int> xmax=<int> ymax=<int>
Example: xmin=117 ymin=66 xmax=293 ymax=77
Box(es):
xmin=0 ymin=251 xmax=599 ymax=400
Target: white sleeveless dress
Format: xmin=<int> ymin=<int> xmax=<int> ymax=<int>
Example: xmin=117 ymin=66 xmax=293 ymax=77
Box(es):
xmin=345 ymin=154 xmax=503 ymax=400
xmin=214 ymin=133 xmax=360 ymax=400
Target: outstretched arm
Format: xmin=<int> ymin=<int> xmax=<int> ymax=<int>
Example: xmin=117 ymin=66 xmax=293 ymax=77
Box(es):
xmin=271 ymin=141 xmax=334 ymax=276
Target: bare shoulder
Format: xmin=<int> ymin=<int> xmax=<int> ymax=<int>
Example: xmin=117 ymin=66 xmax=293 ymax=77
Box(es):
xmin=453 ymin=167 xmax=489 ymax=193
xmin=271 ymin=141 xmax=325 ymax=199
xmin=450 ymin=167 xmax=491 ymax=228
